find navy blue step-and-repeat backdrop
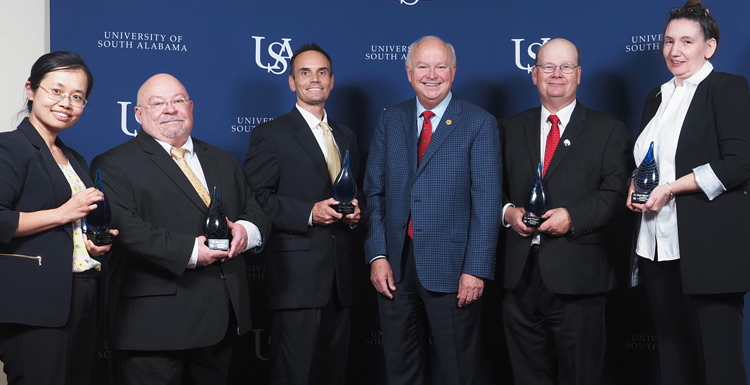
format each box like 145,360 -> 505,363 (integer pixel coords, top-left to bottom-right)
48,0 -> 750,383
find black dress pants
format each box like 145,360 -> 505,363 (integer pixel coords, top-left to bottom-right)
641,256 -> 747,385
503,246 -> 606,385
0,270 -> 99,385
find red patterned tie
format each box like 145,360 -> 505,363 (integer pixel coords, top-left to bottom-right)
543,114 -> 560,177
409,110 -> 435,238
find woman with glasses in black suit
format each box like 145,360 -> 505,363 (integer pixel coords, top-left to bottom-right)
0,51 -> 117,385
627,1 -> 750,384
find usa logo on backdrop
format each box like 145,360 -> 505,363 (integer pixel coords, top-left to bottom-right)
252,36 -> 294,75
512,38 -> 550,73
395,0 -> 433,5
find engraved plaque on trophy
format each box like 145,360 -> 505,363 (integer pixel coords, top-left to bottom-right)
632,141 -> 659,204
85,169 -> 113,245
203,186 -> 229,250
522,163 -> 547,228
331,150 -> 357,214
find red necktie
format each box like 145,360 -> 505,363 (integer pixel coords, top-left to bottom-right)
409,110 -> 435,238
543,114 -> 560,177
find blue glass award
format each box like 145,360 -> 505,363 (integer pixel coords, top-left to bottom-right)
522,163 -> 547,227
332,150 -> 357,214
85,170 -> 113,245
632,141 -> 659,204
203,186 -> 229,250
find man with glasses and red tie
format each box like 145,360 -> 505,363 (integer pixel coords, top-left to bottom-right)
90,73 -> 270,384
499,38 -> 629,385
364,35 -> 501,385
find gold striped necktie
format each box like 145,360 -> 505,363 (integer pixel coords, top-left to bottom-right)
170,148 -> 211,207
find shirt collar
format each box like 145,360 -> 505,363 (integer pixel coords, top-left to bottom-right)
664,60 -> 713,91
541,99 -> 577,128
154,135 -> 195,155
416,91 -> 452,120
296,104 -> 329,130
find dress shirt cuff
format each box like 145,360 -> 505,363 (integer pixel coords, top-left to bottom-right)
237,220 -> 263,251
308,210 -> 313,227
693,164 -> 726,201
188,239 -> 200,269
501,203 -> 515,228
369,255 -> 387,264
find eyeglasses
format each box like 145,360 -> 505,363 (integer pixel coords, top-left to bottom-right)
35,84 -> 88,108
138,97 -> 190,111
535,63 -> 579,74
670,6 -> 709,17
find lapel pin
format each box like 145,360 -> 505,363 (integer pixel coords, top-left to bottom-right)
564,139 -> 571,147
446,120 -> 452,125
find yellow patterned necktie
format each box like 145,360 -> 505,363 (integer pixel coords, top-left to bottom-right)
170,148 -> 211,207
320,122 -> 341,183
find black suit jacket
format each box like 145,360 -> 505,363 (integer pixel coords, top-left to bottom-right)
90,130 -> 270,350
500,102 -> 629,295
244,107 -> 360,309
637,71 -> 750,294
0,118 -> 93,326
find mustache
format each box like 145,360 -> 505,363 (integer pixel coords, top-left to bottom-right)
159,115 -> 185,124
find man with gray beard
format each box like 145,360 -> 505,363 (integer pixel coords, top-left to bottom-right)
90,73 -> 270,384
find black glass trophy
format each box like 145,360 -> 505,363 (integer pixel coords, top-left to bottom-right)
632,141 -> 659,204
203,186 -> 229,250
85,170 -> 113,245
522,163 -> 547,227
332,150 -> 357,214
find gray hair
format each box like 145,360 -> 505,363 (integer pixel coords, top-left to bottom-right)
405,36 -> 457,68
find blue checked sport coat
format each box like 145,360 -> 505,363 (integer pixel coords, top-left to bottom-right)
364,94 -> 502,293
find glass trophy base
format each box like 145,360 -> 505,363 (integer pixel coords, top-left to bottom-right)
332,203 -> 355,215
522,215 -> 546,228
87,230 -> 113,246
631,192 -> 650,204
208,239 -> 230,250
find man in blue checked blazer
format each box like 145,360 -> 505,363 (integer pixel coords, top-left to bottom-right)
364,35 -> 502,385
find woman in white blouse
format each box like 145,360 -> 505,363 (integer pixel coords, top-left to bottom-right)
627,1 -> 750,384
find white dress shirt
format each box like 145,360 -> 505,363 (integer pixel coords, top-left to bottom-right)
501,100 -> 577,246
634,61 -> 724,262
296,104 -> 340,226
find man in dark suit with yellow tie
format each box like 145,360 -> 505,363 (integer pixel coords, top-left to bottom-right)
499,38 -> 629,384
244,43 -> 361,385
91,73 -> 270,384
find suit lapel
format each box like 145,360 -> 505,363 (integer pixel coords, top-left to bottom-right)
524,108 -> 542,175
194,139 -> 220,198
136,131 -> 207,212
417,97 -> 459,175
330,121 -> 349,163
544,103 -> 586,181
290,107 -> 331,183
18,121 -> 74,241
401,101 -> 419,173
59,140 -> 93,188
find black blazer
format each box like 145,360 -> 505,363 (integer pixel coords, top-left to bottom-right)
244,107 -> 360,309
90,130 -> 270,350
637,70 -> 750,294
0,118 -> 93,326
500,102 -> 630,295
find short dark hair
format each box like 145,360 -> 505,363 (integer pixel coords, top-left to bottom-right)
666,0 -> 720,52
26,51 -> 94,112
289,43 -> 333,78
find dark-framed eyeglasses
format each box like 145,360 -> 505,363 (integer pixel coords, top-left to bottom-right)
670,6 -> 709,17
535,63 -> 579,74
138,97 -> 191,111
35,84 -> 88,108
